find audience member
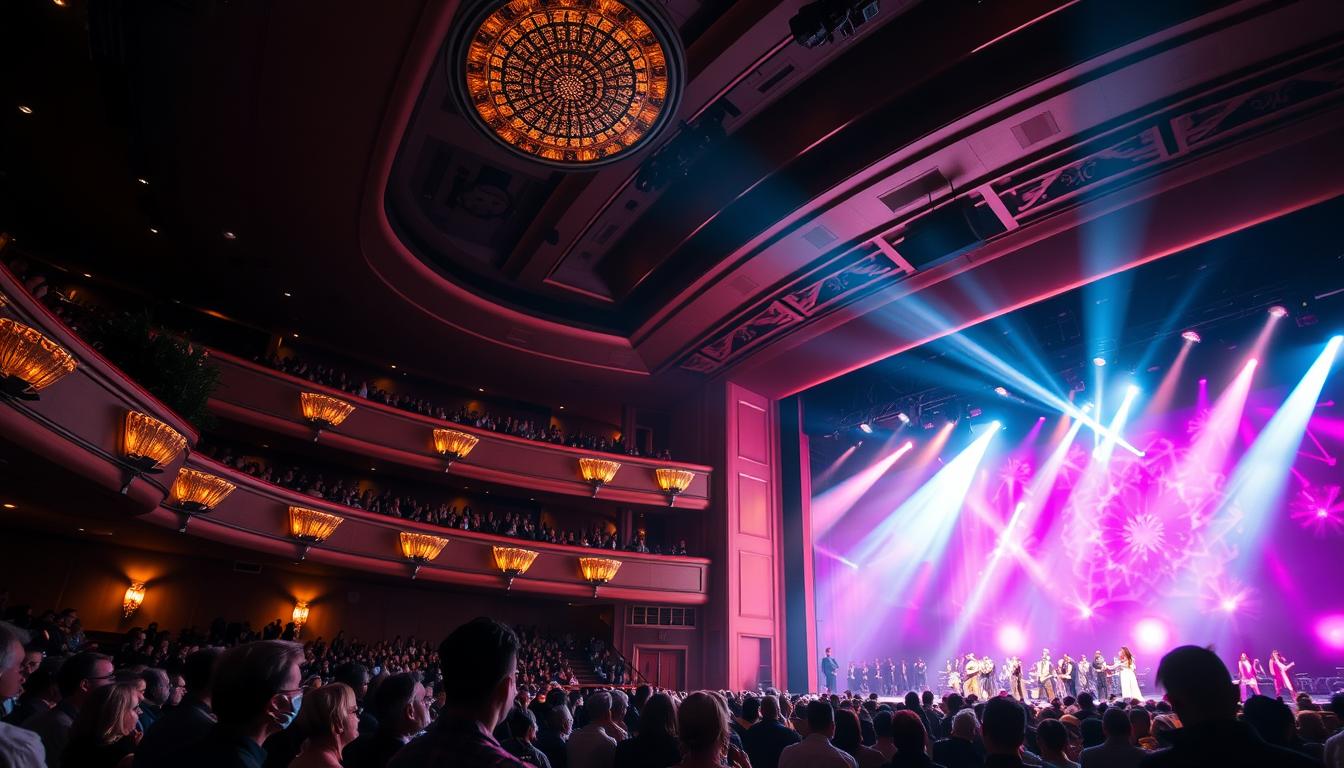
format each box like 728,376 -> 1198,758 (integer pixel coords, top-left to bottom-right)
1079,708 -> 1143,768
0,621 -> 45,768
290,683 -> 360,768
502,706 -> 553,767
23,650 -> 114,768
61,681 -> 143,768
1323,693 -> 1344,768
567,690 -> 620,768
137,668 -> 170,732
676,691 -> 748,768
1138,645 -> 1318,767
833,707 -> 885,768
537,704 -> 572,768
134,647 -> 222,768
343,672 -> 431,768
981,696 -> 1027,768
742,693 -> 799,768
613,692 -> 678,768
932,709 -> 982,768
1037,719 -> 1078,768
779,699 -> 856,768
387,618 -> 524,767
889,709 -> 943,768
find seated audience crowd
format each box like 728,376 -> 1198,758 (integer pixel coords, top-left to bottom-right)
197,442 -> 691,557
3,599 -> 1341,768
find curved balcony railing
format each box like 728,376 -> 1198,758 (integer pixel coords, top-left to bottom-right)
206,350 -> 712,509
0,265 -> 710,603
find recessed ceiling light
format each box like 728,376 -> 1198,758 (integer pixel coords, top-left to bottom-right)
148,227 -> 159,234
17,105 -> 33,115
77,527 -> 85,532
478,387 -> 485,393
136,177 -> 148,185
222,230 -> 237,240
559,405 -> 565,410
1,503 -> 14,509
390,364 -> 397,369
82,273 -> 92,278
291,333 -> 299,338
283,292 -> 292,297
53,0 -> 67,6
1092,356 -> 1107,367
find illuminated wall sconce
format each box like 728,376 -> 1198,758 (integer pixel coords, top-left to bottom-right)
299,392 -> 355,442
120,411 -> 188,493
292,600 -> 310,628
492,546 -> 539,591
165,467 -> 236,532
399,531 -> 449,579
123,581 -> 146,618
654,467 -> 695,507
578,457 -> 621,497
287,505 -> 343,560
579,556 -> 622,598
432,428 -> 479,470
0,317 -> 78,401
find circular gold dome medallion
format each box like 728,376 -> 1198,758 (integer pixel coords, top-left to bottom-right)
450,0 -> 684,167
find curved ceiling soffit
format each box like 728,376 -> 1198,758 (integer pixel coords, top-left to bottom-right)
359,0 -> 650,375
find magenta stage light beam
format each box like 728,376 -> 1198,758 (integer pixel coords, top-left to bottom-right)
1147,341 -> 1194,417
812,440 -> 915,538
814,444 -> 859,489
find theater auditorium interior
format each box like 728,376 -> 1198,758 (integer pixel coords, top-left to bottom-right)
2,0 -> 1343,766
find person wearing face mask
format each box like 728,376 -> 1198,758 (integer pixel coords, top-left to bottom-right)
172,639 -> 305,768
343,673 -> 432,768
387,617 -> 526,768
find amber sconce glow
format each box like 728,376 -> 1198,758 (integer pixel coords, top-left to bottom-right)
0,318 -> 78,400
655,467 -> 695,507
292,600 -> 310,628
120,411 -> 188,493
579,556 -> 622,597
578,457 -> 621,497
450,0 -> 684,168
432,428 -> 479,469
300,392 -> 355,441
166,467 -> 236,532
288,505 -> 344,559
123,582 -> 146,618
400,531 -> 449,579
492,546 -> 539,590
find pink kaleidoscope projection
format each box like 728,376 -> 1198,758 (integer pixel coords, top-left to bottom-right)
813,365 -> 1344,692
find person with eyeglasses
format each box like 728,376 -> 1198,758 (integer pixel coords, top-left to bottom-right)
134,647 -> 222,768
21,649 -> 114,768
0,620 -> 46,768
62,681 -> 144,768
171,639 -> 305,768
343,672 -> 432,768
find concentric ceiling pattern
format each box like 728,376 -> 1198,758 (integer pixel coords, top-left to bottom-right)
450,0 -> 684,167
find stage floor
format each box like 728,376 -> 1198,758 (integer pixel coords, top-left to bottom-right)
867,693 -> 1341,707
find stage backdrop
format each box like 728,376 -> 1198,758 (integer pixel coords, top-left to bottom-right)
813,351 -> 1343,695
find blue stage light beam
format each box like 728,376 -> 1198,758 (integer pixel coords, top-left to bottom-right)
1215,336 -> 1343,549
1092,384 -> 1141,464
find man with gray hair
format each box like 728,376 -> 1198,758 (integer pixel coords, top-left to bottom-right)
567,691 -> 620,768
536,704 -> 571,768
932,709 -> 981,768
606,689 -> 629,740
0,620 -> 45,768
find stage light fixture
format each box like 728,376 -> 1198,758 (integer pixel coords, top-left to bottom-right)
993,386 -> 1009,397
1181,330 -> 1201,343
1318,508 -> 1330,519
859,423 -> 873,434
1092,356 -> 1106,367
1268,305 -> 1288,318
1220,598 -> 1238,613
896,412 -> 910,424
17,105 -> 33,115
789,0 -> 881,48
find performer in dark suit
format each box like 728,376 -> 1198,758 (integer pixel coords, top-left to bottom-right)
821,647 -> 839,693
1065,654 -> 1080,698
913,658 -> 927,691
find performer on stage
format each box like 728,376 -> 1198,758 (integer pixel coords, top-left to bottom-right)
1118,647 -> 1143,700
962,652 -> 982,699
980,655 -> 996,695
913,658 -> 927,691
1035,650 -> 1055,701
946,664 -> 961,694
860,661 -> 870,693
1058,654 -> 1076,698
1237,652 -> 1260,700
1093,651 -> 1112,700
1009,656 -> 1027,700
847,661 -> 858,692
885,658 -> 898,695
1269,650 -> 1296,697
873,658 -> 884,695
1077,652 -> 1093,695
822,647 -> 839,693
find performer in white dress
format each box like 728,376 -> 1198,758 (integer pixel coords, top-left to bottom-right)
1118,646 -> 1143,700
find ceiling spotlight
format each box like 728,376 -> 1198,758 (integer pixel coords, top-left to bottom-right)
148,227 -> 159,234
559,405 -> 565,410
1092,356 -> 1107,367
390,364 -> 397,369
17,105 -> 33,115
1319,508 -> 1330,519
1220,598 -> 1238,613
1,503 -> 14,509
283,292 -> 292,297
136,177 -> 149,185
1181,330 -> 1201,343
993,386 -> 1009,397
82,273 -> 92,278
859,423 -> 873,434
222,230 -> 237,240
896,412 -> 910,424
1268,305 -> 1288,318
991,420 -> 1002,428
291,333 -> 299,338
478,387 -> 485,393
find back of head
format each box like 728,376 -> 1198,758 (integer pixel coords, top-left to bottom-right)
332,662 -> 369,693
678,691 -> 728,759
741,694 -> 760,723
438,618 -> 518,708
371,672 -> 420,728
1076,691 -> 1095,710
1128,706 -> 1151,735
547,703 -> 573,736
890,710 -> 926,754
807,698 -> 835,734
981,697 -> 1025,753
1242,694 -> 1293,746
642,693 -> 678,740
833,708 -> 861,753
508,706 -> 538,739
1081,717 -> 1104,747
634,684 -> 652,709
1331,692 -> 1344,719
211,640 -> 304,726
759,693 -> 780,722
609,688 -> 628,717
183,647 -> 222,696
1154,645 -> 1236,724
946,693 -> 965,713
1102,706 -> 1131,739
903,691 -> 920,710
585,690 -> 613,721
950,709 -> 978,740
873,710 -> 893,738
297,683 -> 355,740
1036,718 -> 1067,754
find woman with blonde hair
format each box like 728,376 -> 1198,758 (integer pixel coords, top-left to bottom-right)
677,691 -> 750,768
63,681 -> 143,768
291,682 -> 360,768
